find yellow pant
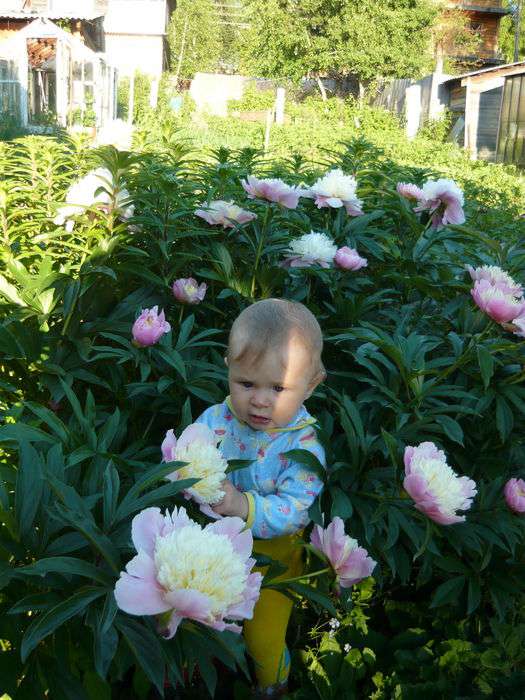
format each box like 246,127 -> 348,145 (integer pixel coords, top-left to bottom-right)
243,532 -> 304,690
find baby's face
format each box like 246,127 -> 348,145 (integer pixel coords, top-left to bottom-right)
228,335 -> 320,430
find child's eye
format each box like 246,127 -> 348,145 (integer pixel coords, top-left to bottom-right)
240,381 -> 253,388
273,385 -> 285,393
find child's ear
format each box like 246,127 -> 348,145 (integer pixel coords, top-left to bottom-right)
305,368 -> 326,399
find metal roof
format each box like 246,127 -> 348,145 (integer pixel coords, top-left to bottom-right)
441,60 -> 525,83
0,11 -> 101,20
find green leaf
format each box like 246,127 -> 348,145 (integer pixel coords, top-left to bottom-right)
225,459 -> 254,474
155,348 -> 187,380
435,415 -> 464,445
496,397 -> 514,442
103,462 -> 120,530
115,617 -> 166,695
17,556 -> 112,585
21,587 -> 105,662
15,441 -> 44,538
282,449 -> 326,481
430,576 -> 466,608
330,486 -> 353,519
0,423 -> 56,444
477,346 -> 494,390
467,577 -> 481,614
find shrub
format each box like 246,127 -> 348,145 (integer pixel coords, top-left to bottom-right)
0,132 -> 524,698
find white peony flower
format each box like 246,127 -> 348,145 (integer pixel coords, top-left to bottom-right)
53,167 -> 134,231
306,168 -> 363,216
283,231 -> 338,268
162,424 -> 227,505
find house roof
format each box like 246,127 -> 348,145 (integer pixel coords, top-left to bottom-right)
442,60 -> 525,84
0,11 -> 101,21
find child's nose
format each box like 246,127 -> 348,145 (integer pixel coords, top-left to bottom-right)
250,390 -> 271,408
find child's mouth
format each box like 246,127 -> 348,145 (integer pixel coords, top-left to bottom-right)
249,414 -> 271,425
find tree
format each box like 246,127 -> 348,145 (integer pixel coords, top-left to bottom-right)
239,0 -> 439,97
499,1 -> 525,63
167,0 -> 222,81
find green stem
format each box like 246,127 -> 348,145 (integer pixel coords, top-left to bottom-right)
178,305 -> 184,325
269,567 -> 331,586
250,207 -> 271,297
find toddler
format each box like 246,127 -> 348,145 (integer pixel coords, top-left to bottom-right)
194,298 -> 326,697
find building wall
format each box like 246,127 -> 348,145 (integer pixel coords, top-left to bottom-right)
103,0 -> 169,77
103,0 -> 168,36
467,11 -> 500,57
104,33 -> 164,76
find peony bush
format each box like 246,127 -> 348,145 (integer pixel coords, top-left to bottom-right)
0,133 -> 524,698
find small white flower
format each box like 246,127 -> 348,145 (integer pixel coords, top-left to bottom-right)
344,643 -> 351,653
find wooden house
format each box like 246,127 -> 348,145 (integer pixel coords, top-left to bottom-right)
442,61 -> 525,164
442,1 -> 509,66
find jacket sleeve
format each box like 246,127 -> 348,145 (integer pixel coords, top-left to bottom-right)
246,430 -> 326,539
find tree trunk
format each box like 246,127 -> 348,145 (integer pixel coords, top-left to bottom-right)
175,17 -> 189,86
316,75 -> 327,101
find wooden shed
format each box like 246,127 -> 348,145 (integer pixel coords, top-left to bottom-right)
442,62 -> 525,162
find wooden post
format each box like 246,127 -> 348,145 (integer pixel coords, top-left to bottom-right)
128,72 -> 135,124
275,87 -> 285,125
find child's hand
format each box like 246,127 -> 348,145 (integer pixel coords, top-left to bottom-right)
212,480 -> 249,520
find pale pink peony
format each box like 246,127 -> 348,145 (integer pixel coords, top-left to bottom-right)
396,182 -> 425,201
310,517 -> 376,588
414,178 -> 466,230
306,169 -> 364,216
471,279 -> 525,323
114,506 -> 262,638
132,306 -> 170,347
172,278 -> 207,304
195,200 -> 257,228
161,424 -> 227,506
241,175 -> 303,209
511,312 -> 525,338
334,246 -> 368,271
403,442 -> 477,525
466,265 -> 523,297
504,478 -> 525,513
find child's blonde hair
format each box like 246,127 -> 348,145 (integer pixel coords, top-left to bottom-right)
228,298 -> 325,377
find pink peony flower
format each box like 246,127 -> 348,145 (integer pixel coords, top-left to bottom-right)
466,265 -> 523,297
471,279 -> 525,323
241,175 -> 303,209
114,506 -> 262,638
403,442 -> 477,525
306,169 -> 364,216
132,306 -> 171,347
172,278 -> 207,305
414,178 -> 466,230
396,182 -> 425,201
334,246 -> 368,271
195,200 -> 257,228
310,517 -> 376,588
504,478 -> 525,513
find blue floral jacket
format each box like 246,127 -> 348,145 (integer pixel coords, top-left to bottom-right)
195,397 -> 326,539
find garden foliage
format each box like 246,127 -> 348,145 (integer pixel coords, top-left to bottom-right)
0,129 -> 525,699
